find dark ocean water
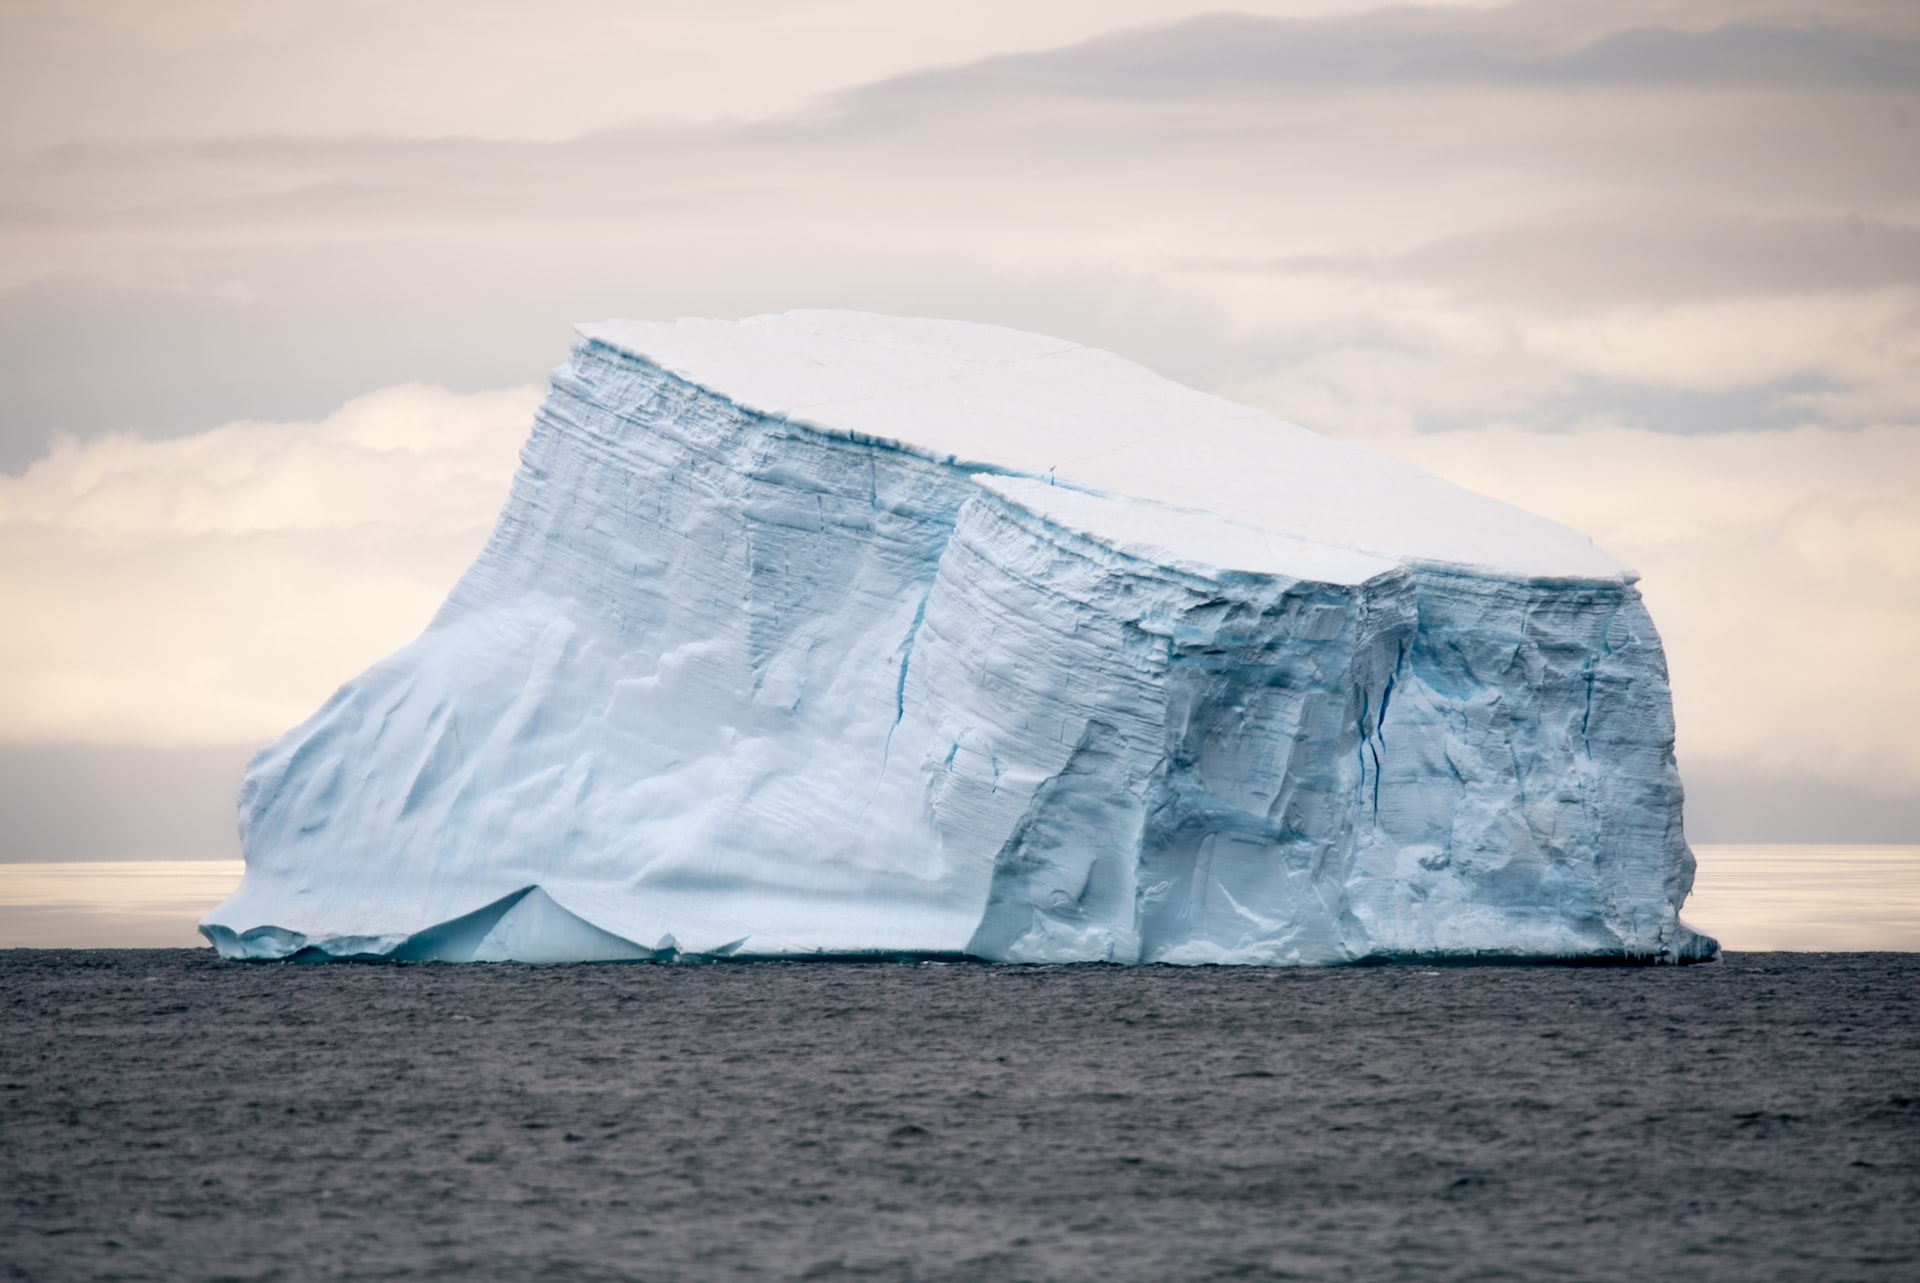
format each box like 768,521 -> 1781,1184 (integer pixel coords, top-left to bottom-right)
2,952 -> 1915,1282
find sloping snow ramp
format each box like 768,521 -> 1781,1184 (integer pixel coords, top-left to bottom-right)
203,312 -> 1716,964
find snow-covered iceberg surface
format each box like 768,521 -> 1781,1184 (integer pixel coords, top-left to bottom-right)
203,311 -> 1716,965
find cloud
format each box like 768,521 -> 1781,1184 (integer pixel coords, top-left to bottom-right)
0,0 -> 1417,150
0,743 -> 254,861
840,4 -> 1920,104
4,2 -> 1914,464
0,383 -> 537,744
1388,214 -> 1920,306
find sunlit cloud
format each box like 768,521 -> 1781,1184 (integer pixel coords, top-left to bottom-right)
0,384 -> 536,743
0,0 -> 1439,150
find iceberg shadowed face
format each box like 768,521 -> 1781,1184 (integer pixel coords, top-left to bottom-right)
202,311 -> 1714,965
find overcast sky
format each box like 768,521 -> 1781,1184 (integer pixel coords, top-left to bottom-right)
1,0 -> 1915,853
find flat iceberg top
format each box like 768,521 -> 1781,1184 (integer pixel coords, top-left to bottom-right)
577,311 -> 1628,581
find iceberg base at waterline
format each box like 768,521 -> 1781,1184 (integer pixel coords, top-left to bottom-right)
203,311 -> 1717,966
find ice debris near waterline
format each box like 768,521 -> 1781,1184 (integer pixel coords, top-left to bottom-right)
204,311 -> 1715,965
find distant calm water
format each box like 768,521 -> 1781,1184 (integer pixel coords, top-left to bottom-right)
1687,845 -> 1920,952
0,950 -> 1914,1281
0,859 -> 243,948
1,846 -> 1916,951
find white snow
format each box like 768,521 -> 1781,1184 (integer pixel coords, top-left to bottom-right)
580,312 -> 1630,582
203,311 -> 1712,965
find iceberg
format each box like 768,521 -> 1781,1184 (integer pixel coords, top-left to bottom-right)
202,311 -> 1716,964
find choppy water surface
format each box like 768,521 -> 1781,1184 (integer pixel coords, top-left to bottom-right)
2,953 -> 1916,1281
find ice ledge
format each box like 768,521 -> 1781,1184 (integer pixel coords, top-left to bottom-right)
202,895 -> 1717,966
202,887 -> 682,964
578,311 -> 1631,583
975,475 -> 1401,587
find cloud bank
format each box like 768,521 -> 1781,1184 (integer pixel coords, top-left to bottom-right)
3,1 -> 1914,455
0,384 -> 536,744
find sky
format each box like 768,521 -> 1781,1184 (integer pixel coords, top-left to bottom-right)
0,0 -> 1916,858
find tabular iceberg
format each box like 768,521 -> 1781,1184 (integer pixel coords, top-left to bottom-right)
203,311 -> 1716,964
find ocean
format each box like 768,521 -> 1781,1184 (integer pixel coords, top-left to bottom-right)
2,950 -> 1916,1281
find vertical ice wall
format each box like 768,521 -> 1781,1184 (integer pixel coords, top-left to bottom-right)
901,483 -> 1417,965
1346,573 -> 1701,959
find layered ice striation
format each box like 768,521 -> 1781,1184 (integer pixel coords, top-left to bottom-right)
203,311 -> 1715,964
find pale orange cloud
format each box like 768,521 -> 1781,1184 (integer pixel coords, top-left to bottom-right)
0,384 -> 536,743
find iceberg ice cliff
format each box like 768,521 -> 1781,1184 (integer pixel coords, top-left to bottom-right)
203,311 -> 1716,964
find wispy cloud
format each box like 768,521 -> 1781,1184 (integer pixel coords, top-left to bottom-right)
837,4 -> 1920,102
3,2 -> 1913,452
